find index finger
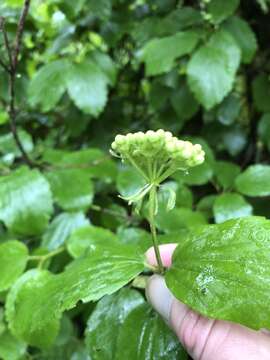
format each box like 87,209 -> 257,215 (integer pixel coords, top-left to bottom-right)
145,243 -> 178,268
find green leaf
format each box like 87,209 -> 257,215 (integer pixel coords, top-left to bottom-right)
0,241 -> 28,291
67,225 -> 118,258
175,184 -> 193,209
0,110 -> 8,125
66,60 -> 109,116
183,162 -> 213,186
117,227 -> 152,252
157,181 -> 192,210
60,245 -> 145,305
258,113 -> 270,148
45,169 -> 94,212
116,165 -> 146,198
158,230 -> 193,245
117,303 -> 187,360
235,165 -> 270,197
132,8 -> 202,45
252,74 -> 270,113
187,30 -> 241,109
28,60 -> 70,112
0,330 -> 26,360
61,0 -> 86,17
139,31 -> 199,76
155,207 -> 207,233
158,7 -> 203,35
166,217 -> 270,330
206,0 -> 240,24
213,161 -> 241,190
39,315 -> 84,359
6,270 -> 61,348
85,288 -> 145,359
86,289 -> 187,360
222,127 -> 247,156
88,0 -> 112,20
0,167 -> 53,235
4,0 -> 23,6
100,204 -> 128,231
217,94 -> 241,126
42,212 -> 90,251
6,244 -> 145,348
224,16 -> 258,64
92,51 -> 118,86
0,129 -> 33,164
170,79 -> 199,121
43,148 -> 117,182
197,195 -> 217,220
213,193 -> 253,223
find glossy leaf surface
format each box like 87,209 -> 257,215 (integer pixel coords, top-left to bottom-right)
0,241 -> 28,291
0,167 -> 53,235
6,244 -> 145,347
166,217 -> 270,330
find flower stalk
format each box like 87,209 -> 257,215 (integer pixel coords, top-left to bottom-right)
111,129 -> 205,274
149,185 -> 164,274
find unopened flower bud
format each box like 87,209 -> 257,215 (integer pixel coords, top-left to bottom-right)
182,142 -> 193,159
115,135 -> 125,145
110,130 -> 205,182
196,153 -> 205,164
111,141 -> 117,150
193,144 -> 202,153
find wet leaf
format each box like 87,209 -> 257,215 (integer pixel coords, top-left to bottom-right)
166,217 -> 270,330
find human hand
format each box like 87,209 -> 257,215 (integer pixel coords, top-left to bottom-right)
146,244 -> 270,360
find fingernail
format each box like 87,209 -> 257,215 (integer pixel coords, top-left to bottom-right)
146,275 -> 174,323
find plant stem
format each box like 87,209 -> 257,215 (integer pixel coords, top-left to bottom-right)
28,247 -> 65,269
0,1 -> 34,167
149,185 -> 164,274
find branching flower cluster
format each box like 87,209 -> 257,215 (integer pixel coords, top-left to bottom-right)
111,130 -> 205,273
111,129 -> 205,185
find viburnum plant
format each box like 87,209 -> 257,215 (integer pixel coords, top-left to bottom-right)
111,130 -> 205,273
2,0 -> 270,358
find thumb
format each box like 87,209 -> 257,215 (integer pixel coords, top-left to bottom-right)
146,274 -> 213,359
146,275 -> 270,360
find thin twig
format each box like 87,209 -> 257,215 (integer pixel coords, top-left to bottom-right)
0,1 -> 34,166
0,18 -> 11,72
0,17 -> 13,70
12,0 -> 31,69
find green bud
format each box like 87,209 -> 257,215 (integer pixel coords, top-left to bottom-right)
181,142 -> 193,159
111,141 -> 117,150
110,130 -> 205,182
115,135 -> 125,145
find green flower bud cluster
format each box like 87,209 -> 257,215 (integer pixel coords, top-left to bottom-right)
111,130 -> 205,183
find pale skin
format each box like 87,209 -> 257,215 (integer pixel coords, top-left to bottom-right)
146,244 -> 270,360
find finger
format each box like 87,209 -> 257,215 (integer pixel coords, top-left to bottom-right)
146,274 -> 210,359
145,243 -> 177,268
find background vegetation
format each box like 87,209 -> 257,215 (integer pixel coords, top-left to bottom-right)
0,0 -> 270,359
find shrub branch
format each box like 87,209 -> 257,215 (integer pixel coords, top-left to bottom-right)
0,0 -> 34,167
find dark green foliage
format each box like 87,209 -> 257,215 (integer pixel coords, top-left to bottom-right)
0,0 -> 270,358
